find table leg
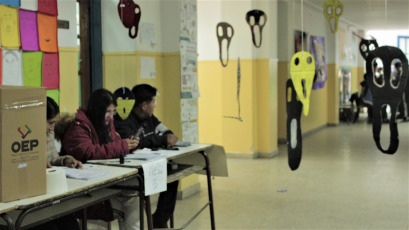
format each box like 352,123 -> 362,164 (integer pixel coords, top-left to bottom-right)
0,213 -> 14,230
199,150 -> 215,230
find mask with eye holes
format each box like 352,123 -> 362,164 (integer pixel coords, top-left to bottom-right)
290,51 -> 315,116
245,10 -> 267,48
118,0 -> 141,39
365,46 -> 408,154
359,39 -> 379,60
323,0 -> 343,33
216,22 -> 234,67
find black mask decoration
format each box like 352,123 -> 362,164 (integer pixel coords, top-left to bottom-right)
365,46 -> 408,154
359,39 -> 378,60
118,0 -> 141,39
216,22 -> 234,67
245,10 -> 266,48
286,79 -> 303,170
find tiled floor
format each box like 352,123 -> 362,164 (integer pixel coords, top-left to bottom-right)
91,119 -> 409,230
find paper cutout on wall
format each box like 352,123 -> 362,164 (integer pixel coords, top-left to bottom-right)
20,0 -> 37,11
47,89 -> 59,105
0,0 -> 20,7
224,57 -> 243,122
310,35 -> 327,90
323,0 -> 343,33
216,22 -> 234,67
37,13 -> 58,52
38,0 -> 58,16
290,51 -> 315,116
118,0 -> 141,39
0,5 -> 21,49
19,9 -> 39,51
2,49 -> 23,86
114,87 -> 135,120
22,51 -> 43,87
286,79 -> 303,171
245,10 -> 266,48
365,46 -> 408,154
42,53 -> 59,89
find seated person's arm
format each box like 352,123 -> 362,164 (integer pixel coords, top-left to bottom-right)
62,123 -> 130,162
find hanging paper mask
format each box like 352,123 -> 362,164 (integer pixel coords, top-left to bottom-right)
359,39 -> 379,60
323,0 -> 343,33
245,10 -> 267,48
365,46 -> 408,154
290,51 -> 315,116
114,87 -> 135,120
216,22 -> 234,67
118,0 -> 141,39
286,79 -> 303,171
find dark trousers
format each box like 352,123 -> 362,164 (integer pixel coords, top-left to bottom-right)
152,180 -> 179,228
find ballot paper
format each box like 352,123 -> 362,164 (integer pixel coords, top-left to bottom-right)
62,167 -> 109,180
126,148 -> 164,160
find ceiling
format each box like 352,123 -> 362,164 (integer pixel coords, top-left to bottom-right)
304,0 -> 409,31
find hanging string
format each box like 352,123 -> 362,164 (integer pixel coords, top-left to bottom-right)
120,1 -> 125,93
384,0 -> 387,45
301,0 -> 304,53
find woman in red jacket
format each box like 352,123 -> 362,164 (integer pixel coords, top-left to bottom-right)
61,88 -> 140,230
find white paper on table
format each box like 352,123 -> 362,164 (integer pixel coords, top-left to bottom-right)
141,158 -> 167,196
62,166 -> 109,180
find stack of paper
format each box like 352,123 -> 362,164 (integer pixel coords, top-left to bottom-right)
128,148 -> 164,160
63,167 -> 109,180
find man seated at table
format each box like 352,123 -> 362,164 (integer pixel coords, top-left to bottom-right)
114,84 -> 178,228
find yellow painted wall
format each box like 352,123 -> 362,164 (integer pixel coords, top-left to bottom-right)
256,59 -> 278,155
59,47 -> 80,114
277,61 -> 289,140
198,61 -> 224,146
327,64 -> 339,124
198,59 -> 278,157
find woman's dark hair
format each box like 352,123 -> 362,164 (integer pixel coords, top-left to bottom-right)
132,84 -> 157,107
47,97 -> 60,120
86,89 -> 117,144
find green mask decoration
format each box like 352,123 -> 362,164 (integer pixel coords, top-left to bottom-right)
323,0 -> 343,33
290,51 -> 315,116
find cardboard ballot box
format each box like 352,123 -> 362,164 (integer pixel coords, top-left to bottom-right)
0,86 -> 46,202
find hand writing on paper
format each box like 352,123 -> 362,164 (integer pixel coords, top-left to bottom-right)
167,134 -> 178,147
63,158 -> 83,169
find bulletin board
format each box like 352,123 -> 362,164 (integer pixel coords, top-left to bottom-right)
0,0 -> 60,104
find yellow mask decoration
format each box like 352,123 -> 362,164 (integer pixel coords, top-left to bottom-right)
290,51 -> 315,116
323,0 -> 343,33
114,87 -> 135,120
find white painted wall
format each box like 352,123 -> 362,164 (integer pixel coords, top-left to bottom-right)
102,0 -> 181,52
57,0 -> 77,48
198,0 -> 277,61
278,0 -> 334,63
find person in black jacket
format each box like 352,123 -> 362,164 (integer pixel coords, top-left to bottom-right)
114,84 -> 178,228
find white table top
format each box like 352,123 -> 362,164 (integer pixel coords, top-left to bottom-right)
1,164 -> 138,209
0,203 -> 18,214
87,143 -> 213,168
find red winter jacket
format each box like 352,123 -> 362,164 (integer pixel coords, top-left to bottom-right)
61,109 -> 129,162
